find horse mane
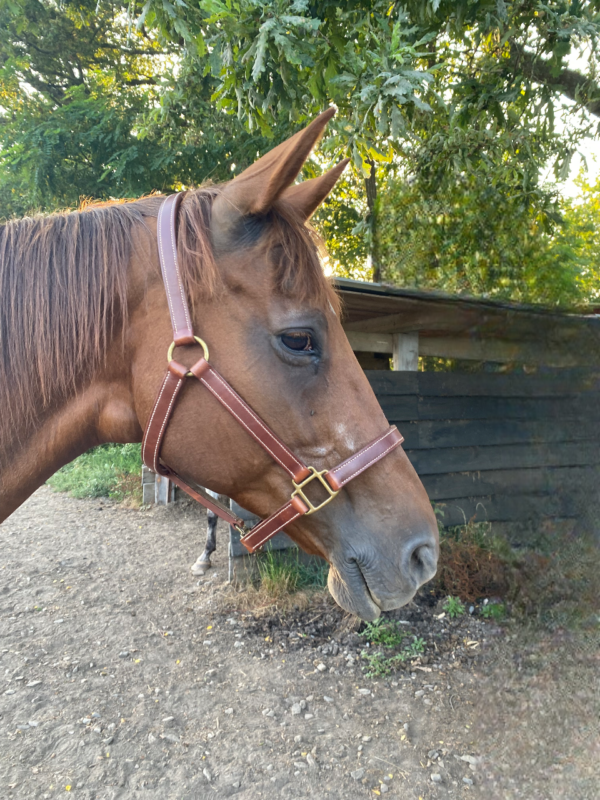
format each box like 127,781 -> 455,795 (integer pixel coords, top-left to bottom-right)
0,187 -> 339,459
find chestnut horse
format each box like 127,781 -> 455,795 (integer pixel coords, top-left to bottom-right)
0,109 -> 438,620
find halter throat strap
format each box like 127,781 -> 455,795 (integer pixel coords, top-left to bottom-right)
142,193 -> 404,553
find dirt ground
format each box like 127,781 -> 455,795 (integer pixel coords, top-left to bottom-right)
1,488 -> 599,800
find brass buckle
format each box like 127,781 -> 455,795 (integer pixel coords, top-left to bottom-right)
167,336 -> 210,377
291,466 -> 339,516
233,523 -> 247,538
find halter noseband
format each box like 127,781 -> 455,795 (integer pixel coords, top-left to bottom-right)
142,193 -> 404,553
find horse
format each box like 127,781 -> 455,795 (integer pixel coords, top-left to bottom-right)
0,108 -> 439,620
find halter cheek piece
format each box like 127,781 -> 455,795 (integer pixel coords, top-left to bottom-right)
142,193 -> 404,553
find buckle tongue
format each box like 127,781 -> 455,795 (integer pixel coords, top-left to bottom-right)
291,466 -> 339,516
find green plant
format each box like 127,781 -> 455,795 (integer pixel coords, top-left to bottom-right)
359,618 -> 407,649
443,596 -> 466,618
480,602 -> 506,621
255,549 -> 328,599
360,621 -> 428,679
47,443 -> 142,502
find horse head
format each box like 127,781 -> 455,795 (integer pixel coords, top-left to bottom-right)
131,109 -> 438,620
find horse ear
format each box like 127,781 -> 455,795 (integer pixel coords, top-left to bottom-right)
214,107 -> 337,225
280,158 -> 350,220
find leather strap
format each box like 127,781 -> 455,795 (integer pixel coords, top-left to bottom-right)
142,193 -> 407,555
190,357 -> 311,483
157,193 -> 195,345
325,427 -> 404,492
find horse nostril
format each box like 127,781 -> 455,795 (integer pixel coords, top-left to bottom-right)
404,537 -> 438,586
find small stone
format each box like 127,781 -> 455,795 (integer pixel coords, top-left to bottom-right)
294,735 -> 302,743
304,713 -> 314,720
305,695 -> 314,702
4,689 -> 16,695
103,736 -> 114,745
323,696 -> 334,703
162,716 -> 175,725
415,690 -> 425,698
358,688 -> 371,696
26,680 -> 42,687
362,735 -> 372,742
463,777 -> 474,786
316,663 -> 326,672
380,784 -> 389,794
306,753 -> 317,769
431,773 -> 442,783
15,723 -> 29,731
291,703 -> 302,716
351,768 -> 365,780
232,781 -> 240,788
148,733 -> 156,743
262,709 -> 275,717
118,651 -> 129,658
224,708 -> 233,715
234,641 -> 244,648
91,712 -> 101,719
92,726 -> 101,734
294,761 -> 308,770
81,718 -> 91,725
205,669 -> 217,678
54,619 -> 64,624
163,733 -> 179,743
27,721 -> 39,728
203,768 -> 213,781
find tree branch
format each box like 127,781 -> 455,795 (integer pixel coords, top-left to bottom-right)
511,42 -> 600,118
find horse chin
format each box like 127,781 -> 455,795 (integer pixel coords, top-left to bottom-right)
327,563 -> 383,622
327,560 -> 419,622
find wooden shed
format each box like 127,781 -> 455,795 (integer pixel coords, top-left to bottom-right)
146,278 -> 600,546
338,278 -> 600,534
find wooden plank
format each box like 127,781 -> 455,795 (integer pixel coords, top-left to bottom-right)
414,394 -> 600,422
378,394 -> 600,422
396,418 -> 597,451
421,466 -> 600,501
435,491 -> 589,525
419,335 -> 586,368
345,331 -> 393,354
405,440 -> 600,475
367,369 -> 600,398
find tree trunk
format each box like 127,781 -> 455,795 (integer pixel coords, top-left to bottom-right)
365,159 -> 380,282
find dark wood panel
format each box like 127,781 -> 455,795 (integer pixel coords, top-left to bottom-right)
367,369 -> 600,398
421,466 -> 600,501
377,394 -> 600,422
397,418 -> 597,450
405,441 -> 600,475
436,491 -> 588,526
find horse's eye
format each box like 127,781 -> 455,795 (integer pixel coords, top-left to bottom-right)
280,332 -> 314,352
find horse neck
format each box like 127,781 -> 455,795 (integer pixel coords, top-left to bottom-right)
0,356 -> 142,526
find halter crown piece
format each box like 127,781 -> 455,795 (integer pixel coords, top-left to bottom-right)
142,193 -> 405,553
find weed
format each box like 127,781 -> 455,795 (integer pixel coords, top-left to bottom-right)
359,618 -> 406,648
361,634 -> 427,678
359,619 -> 428,678
251,549 -> 328,604
480,602 -> 506,621
48,443 -> 142,502
443,595 -> 466,618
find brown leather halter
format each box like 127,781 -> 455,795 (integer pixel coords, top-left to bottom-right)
142,193 -> 404,553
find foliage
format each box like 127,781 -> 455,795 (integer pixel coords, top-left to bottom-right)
2,1 -> 600,303
255,549 -> 328,598
359,619 -> 426,678
442,595 -> 466,618
375,163 -> 593,306
480,601 -> 506,621
47,443 -> 142,502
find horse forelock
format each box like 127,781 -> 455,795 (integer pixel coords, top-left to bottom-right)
0,186 -> 339,463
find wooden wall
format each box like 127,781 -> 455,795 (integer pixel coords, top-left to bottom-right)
366,369 -> 600,528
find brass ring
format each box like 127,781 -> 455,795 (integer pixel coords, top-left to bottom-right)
167,336 -> 210,365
